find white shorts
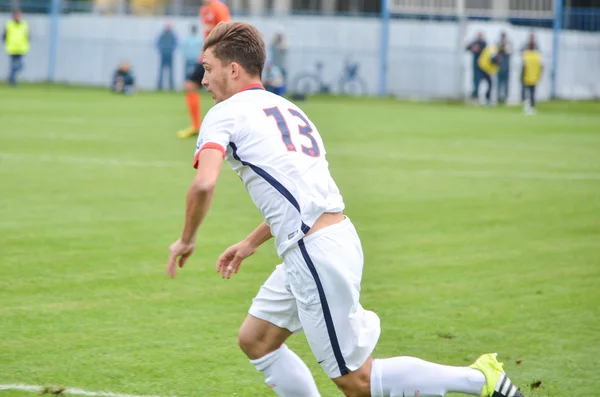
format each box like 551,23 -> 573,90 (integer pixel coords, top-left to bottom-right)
248,217 -> 381,378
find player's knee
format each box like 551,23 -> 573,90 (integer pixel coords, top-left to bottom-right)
333,360 -> 372,397
237,327 -> 254,356
184,81 -> 197,93
237,326 -> 270,360
336,380 -> 371,397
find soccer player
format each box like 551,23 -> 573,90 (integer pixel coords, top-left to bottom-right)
176,0 -> 230,139
166,21 -> 526,397
521,42 -> 543,115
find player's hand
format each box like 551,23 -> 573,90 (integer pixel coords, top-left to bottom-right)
216,240 -> 256,279
166,239 -> 196,278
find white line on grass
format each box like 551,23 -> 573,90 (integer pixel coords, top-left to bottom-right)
0,384 -> 182,397
1,131 -> 137,143
0,153 -> 188,168
1,152 -> 599,181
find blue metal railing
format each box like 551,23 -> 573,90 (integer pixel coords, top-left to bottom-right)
564,7 -> 600,31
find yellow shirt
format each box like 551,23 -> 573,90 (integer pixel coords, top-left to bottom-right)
5,20 -> 29,55
477,45 -> 500,75
522,50 -> 542,85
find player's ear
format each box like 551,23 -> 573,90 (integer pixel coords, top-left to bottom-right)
230,61 -> 241,79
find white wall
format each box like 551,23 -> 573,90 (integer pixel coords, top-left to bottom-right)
1,13 -> 598,101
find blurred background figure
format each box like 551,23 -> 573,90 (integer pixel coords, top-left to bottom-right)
262,61 -> 285,96
181,24 -> 202,81
176,0 -> 230,138
496,31 -> 511,105
521,32 -> 539,104
465,32 -> 486,102
156,23 -> 177,91
111,61 -> 136,95
270,28 -> 288,86
477,41 -> 507,106
200,0 -> 230,38
3,8 -> 29,86
521,40 -> 543,115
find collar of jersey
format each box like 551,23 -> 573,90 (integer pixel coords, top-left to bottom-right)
240,83 -> 265,92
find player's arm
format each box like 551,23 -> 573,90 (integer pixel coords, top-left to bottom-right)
181,148 -> 224,244
216,222 -> 272,279
244,222 -> 273,249
166,147 -> 224,278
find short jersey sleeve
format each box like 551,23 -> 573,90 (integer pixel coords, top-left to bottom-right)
193,105 -> 236,169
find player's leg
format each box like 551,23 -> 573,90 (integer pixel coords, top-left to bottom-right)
484,73 -> 492,105
286,218 -> 524,397
471,67 -> 480,99
524,85 -> 536,116
176,62 -> 204,138
498,74 -> 508,104
242,264 -> 320,396
283,218 -> 380,396
157,56 -> 164,90
335,352 -> 524,397
8,55 -> 21,85
167,56 -> 174,91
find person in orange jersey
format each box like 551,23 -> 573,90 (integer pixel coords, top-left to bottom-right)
176,0 -> 230,138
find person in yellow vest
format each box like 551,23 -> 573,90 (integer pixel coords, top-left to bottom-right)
3,9 -> 30,86
477,43 -> 507,105
521,42 -> 543,115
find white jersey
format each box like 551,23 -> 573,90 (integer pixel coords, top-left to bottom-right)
193,85 -> 345,256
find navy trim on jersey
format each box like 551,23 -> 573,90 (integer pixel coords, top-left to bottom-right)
298,239 -> 349,376
301,223 -> 311,234
229,142 -> 311,233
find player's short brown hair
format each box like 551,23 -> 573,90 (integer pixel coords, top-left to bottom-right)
203,21 -> 266,78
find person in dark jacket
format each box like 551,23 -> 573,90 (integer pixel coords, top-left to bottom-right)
465,32 -> 486,101
156,23 -> 178,91
112,61 -> 135,95
496,32 -> 512,105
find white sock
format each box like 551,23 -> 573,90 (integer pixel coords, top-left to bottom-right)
370,357 -> 486,397
250,344 -> 320,397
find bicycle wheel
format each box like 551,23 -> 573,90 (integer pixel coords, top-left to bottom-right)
292,73 -> 322,96
339,76 -> 368,96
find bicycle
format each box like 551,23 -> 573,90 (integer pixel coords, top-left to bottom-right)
292,59 -> 368,96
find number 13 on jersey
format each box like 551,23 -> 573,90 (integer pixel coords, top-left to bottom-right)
264,107 -> 320,157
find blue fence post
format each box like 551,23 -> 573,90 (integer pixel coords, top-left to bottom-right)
551,0 -> 563,99
48,0 -> 61,82
378,0 -> 390,97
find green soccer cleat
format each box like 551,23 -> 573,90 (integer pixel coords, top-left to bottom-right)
470,353 -> 525,397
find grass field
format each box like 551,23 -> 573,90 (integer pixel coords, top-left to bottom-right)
1,84 -> 599,397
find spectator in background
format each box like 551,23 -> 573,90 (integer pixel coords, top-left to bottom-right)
496,32 -> 511,105
477,42 -> 508,106
521,41 -> 543,115
270,29 -> 288,84
156,23 -> 177,91
3,9 -> 30,86
465,32 -> 486,102
181,24 -> 202,81
262,61 -> 285,96
521,32 -> 539,103
112,61 -> 135,95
